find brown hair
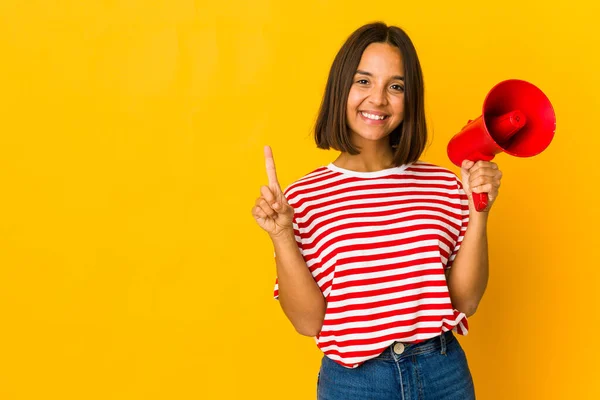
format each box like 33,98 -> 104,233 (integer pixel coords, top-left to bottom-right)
314,22 -> 427,167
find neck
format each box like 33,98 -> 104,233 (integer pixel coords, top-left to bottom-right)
334,141 -> 395,172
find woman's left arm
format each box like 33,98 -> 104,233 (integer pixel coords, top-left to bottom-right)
446,160 -> 503,317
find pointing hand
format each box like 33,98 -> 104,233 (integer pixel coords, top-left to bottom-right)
251,146 -> 294,238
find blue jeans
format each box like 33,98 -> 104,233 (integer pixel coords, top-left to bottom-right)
317,331 -> 475,400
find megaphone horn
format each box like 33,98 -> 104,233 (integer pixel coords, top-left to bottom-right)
447,79 -> 557,212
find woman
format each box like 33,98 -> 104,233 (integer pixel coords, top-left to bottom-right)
251,22 -> 502,400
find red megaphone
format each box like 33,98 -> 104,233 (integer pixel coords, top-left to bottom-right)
447,79 -> 556,211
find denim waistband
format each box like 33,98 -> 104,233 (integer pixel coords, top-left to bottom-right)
374,330 -> 456,361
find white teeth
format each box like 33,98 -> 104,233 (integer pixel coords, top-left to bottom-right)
361,112 -> 387,120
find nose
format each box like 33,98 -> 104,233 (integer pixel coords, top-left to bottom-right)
368,84 -> 388,106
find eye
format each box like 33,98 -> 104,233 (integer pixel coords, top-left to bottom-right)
356,79 -> 369,85
391,84 -> 405,92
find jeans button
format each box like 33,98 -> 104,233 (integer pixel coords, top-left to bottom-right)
393,342 -> 405,354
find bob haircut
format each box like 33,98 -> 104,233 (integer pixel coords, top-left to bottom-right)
314,22 -> 427,167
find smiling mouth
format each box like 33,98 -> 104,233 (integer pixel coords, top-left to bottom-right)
360,111 -> 389,120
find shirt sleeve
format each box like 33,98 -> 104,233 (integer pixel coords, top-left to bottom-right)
446,177 -> 470,270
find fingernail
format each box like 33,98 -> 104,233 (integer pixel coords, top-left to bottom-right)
272,203 -> 279,209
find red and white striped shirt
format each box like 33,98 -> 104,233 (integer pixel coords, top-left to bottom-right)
273,161 -> 470,368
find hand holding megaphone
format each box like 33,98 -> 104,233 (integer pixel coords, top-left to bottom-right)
447,79 -> 556,212
460,159 -> 502,213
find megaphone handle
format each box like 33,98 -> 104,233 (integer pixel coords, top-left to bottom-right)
465,152 -> 494,212
472,192 -> 488,212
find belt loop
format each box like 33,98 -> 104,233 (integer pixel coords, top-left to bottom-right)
440,331 -> 447,355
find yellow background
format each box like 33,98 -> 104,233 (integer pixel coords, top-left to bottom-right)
0,1 -> 598,399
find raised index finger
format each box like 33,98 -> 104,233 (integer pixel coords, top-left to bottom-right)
264,145 -> 281,190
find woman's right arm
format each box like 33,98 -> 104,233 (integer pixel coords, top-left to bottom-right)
252,146 -> 326,337
271,230 -> 326,337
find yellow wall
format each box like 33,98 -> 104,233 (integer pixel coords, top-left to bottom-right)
0,1 -> 598,399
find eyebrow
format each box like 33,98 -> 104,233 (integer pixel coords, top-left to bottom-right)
356,70 -> 404,81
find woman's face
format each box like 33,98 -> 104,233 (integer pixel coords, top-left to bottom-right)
346,42 -> 405,147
